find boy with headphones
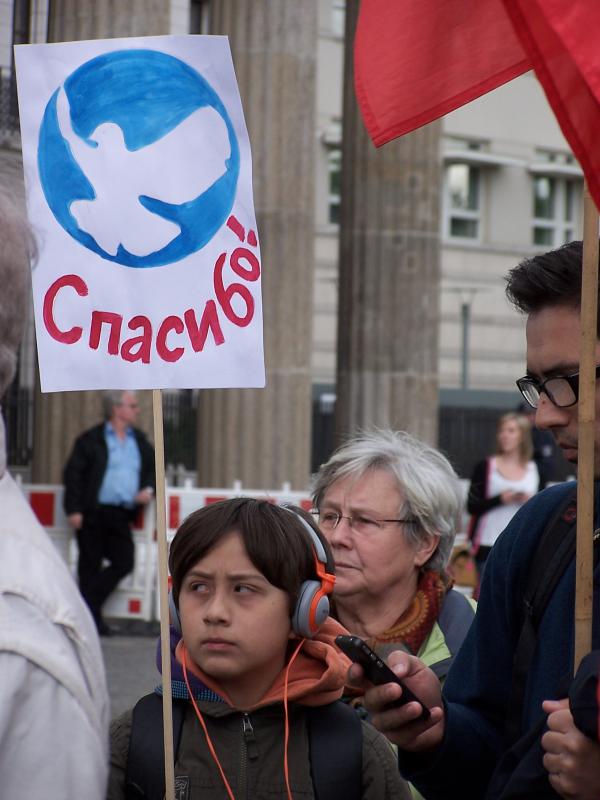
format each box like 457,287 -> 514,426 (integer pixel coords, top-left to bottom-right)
107,498 -> 410,799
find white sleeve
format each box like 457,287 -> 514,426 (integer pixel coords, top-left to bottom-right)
0,652 -> 108,800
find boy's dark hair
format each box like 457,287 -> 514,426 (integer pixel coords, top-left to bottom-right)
505,240 -> 600,333
168,497 -> 331,613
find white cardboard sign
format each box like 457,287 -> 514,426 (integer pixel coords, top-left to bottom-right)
15,35 -> 265,391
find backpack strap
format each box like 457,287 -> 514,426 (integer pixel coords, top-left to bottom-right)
307,701 -> 362,800
429,589 -> 475,680
504,488 -> 578,746
125,693 -> 185,800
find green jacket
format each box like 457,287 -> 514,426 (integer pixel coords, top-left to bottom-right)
417,594 -> 477,677
108,698 -> 411,800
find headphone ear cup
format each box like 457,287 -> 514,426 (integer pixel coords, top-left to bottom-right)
313,593 -> 330,629
169,589 -> 182,636
292,580 -> 330,638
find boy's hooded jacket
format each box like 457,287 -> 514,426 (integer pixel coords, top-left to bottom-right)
107,618 -> 410,799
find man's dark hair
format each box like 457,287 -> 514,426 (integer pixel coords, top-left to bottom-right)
505,241 -> 598,330
168,497 -> 329,612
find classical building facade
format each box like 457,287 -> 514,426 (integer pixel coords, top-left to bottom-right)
312,1 -> 581,477
1,0 -> 582,483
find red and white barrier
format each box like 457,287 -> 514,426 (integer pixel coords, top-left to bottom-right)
22,481 -> 312,623
24,483 -> 156,621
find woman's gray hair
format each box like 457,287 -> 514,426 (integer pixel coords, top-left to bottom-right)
0,192 -> 36,397
312,429 -> 463,573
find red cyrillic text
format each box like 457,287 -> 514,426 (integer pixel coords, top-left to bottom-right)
41,215 -> 261,364
89,311 -> 123,355
43,274 -> 88,344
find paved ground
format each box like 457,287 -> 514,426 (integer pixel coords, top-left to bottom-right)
100,626 -> 161,719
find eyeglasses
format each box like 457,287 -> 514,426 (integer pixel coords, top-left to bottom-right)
516,365 -> 600,409
315,510 -> 413,535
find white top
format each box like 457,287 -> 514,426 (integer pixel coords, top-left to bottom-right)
477,458 -> 540,548
0,437 -> 109,798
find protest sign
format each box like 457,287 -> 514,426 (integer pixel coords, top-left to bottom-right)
15,35 -> 264,392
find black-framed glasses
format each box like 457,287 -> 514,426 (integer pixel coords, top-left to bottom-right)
516,365 -> 600,409
315,510 -> 413,535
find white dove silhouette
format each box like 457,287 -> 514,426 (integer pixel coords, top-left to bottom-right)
56,87 -> 231,257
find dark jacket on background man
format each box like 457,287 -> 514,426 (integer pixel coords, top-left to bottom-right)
63,423 -> 155,517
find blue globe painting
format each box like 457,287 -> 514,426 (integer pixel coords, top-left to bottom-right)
38,49 -> 240,268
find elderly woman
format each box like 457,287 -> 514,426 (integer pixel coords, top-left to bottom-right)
312,429 -> 474,678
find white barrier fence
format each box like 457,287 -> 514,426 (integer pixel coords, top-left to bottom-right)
22,482 -> 313,622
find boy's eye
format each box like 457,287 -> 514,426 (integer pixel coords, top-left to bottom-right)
234,584 -> 255,594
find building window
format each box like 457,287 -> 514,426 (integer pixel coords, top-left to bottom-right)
331,1 -> 346,38
327,147 -> 341,225
1,0 -> 31,133
532,175 -> 576,246
12,0 -> 31,45
531,150 -> 580,247
446,163 -> 480,240
190,0 -> 210,34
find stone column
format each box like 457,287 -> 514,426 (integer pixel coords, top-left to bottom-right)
196,1 -> 317,489
47,0 -> 169,40
334,2 -> 441,446
31,0 -> 167,483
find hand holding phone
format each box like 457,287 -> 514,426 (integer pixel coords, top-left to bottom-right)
336,634 -> 431,721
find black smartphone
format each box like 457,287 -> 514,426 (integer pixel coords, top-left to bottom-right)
336,634 -> 430,720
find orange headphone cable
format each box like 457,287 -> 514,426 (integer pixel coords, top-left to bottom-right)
283,638 -> 306,800
182,644 -> 237,800
182,638 -> 307,800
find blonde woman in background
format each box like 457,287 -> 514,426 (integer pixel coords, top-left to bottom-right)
467,412 -> 540,579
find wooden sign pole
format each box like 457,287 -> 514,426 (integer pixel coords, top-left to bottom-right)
152,388 -> 175,800
574,184 -> 599,670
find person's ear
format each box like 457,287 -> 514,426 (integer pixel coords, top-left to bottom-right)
414,532 -> 440,568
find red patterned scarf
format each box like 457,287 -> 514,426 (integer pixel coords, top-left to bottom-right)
366,570 -> 451,659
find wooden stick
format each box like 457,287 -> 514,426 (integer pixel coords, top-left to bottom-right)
152,388 -> 175,800
574,185 -> 599,670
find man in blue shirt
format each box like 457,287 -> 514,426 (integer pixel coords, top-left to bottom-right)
63,391 -> 155,635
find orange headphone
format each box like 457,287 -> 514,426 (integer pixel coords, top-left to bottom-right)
283,506 -> 336,638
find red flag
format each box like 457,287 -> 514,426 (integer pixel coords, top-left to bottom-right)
354,0 -> 530,146
355,0 -> 600,211
503,1 -> 600,214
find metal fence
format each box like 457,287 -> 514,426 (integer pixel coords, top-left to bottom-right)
438,405 -> 504,479
4,382 -> 572,482
3,383 -> 199,475
0,69 -> 19,136
162,389 -> 198,471
2,380 -> 33,468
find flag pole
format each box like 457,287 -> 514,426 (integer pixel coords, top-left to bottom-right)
152,388 -> 175,800
574,184 -> 599,670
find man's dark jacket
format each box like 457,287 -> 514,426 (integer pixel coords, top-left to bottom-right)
398,481 -> 600,799
63,424 -> 155,516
